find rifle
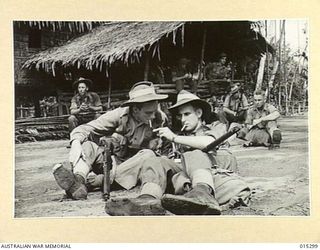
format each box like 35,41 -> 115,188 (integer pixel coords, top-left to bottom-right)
202,126 -> 241,153
102,143 -> 113,201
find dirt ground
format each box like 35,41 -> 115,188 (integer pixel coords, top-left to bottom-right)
14,115 -> 309,217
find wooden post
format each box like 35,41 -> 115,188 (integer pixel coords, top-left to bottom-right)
107,69 -> 112,110
144,49 -> 150,81
198,25 -> 207,85
32,93 -> 41,118
20,105 -> 23,118
56,90 -> 63,116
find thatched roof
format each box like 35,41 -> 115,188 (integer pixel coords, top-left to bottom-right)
15,21 -> 102,33
23,22 -> 185,75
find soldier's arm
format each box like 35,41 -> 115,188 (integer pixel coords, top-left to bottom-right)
70,108 -> 122,144
240,94 -> 249,110
260,105 -> 280,122
222,95 -> 236,115
88,92 -> 103,112
153,127 -> 214,150
70,96 -> 81,115
244,109 -> 254,129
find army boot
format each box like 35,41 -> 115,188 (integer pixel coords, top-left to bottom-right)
53,163 -> 88,200
161,184 -> 221,215
105,194 -> 166,216
269,130 -> 282,149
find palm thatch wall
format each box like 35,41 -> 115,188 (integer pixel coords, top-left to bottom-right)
23,22 -> 185,75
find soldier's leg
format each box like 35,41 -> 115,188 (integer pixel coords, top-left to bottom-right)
226,122 -> 241,145
138,156 -> 177,199
171,171 -> 191,195
161,150 -> 221,215
267,121 -> 282,148
215,149 -> 238,173
244,127 -> 270,147
53,141 -> 102,200
183,150 -> 215,191
106,152 -> 176,216
68,115 -> 78,132
114,149 -> 157,190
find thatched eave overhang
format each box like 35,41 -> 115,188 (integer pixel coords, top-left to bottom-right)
23,22 -> 185,75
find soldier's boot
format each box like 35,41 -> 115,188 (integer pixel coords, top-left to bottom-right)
269,130 -> 282,149
161,184 -> 221,215
105,194 -> 166,216
53,163 -> 88,200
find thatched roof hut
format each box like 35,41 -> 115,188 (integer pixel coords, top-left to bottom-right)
23,22 -> 185,75
23,21 -> 272,75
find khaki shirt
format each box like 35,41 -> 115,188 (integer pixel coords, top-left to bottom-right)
171,66 -> 193,84
245,103 -> 278,128
70,107 -> 166,150
70,92 -> 102,114
205,62 -> 231,80
223,93 -> 249,112
178,124 -> 223,154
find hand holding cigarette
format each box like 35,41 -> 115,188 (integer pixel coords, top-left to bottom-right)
153,127 -> 177,142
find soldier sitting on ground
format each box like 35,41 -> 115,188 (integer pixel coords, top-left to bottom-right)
53,81 -> 171,215
152,90 -> 250,215
73,89 -> 249,216
243,89 -> 282,148
218,82 -> 249,128
68,77 -> 103,132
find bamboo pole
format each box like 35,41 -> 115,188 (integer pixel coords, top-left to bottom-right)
278,20 -> 285,111
107,69 -> 112,110
283,20 -> 289,115
265,20 -> 270,101
197,25 -> 207,87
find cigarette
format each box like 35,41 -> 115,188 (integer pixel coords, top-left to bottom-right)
149,120 -> 152,128
181,125 -> 187,132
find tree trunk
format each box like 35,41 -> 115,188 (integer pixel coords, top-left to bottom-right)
255,54 -> 266,91
266,59 -> 279,98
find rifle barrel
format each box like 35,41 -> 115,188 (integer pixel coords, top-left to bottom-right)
202,127 -> 240,153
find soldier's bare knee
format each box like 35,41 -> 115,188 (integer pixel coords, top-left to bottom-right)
68,115 -> 77,122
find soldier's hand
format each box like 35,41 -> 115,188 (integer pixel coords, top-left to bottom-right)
80,103 -> 89,111
99,137 -> 114,150
148,138 -> 161,151
153,127 -> 176,142
87,173 -> 104,188
69,140 -> 83,166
